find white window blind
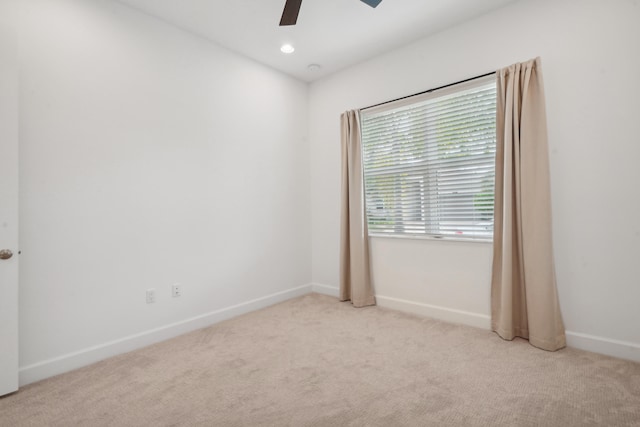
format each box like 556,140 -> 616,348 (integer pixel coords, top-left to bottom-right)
361,77 -> 497,240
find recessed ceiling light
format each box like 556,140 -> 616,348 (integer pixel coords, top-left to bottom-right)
280,44 -> 295,54
308,64 -> 322,72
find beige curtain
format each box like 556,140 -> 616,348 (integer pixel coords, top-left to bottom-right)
491,57 -> 566,351
340,110 -> 375,307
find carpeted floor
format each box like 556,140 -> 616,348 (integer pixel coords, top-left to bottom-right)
1,293 -> 639,426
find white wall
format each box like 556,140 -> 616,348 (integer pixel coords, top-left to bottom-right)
309,0 -> 640,357
17,0 -> 310,381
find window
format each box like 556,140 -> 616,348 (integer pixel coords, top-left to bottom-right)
361,76 -> 497,241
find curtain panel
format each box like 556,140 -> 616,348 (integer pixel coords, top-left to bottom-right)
491,57 -> 566,351
340,110 -> 375,307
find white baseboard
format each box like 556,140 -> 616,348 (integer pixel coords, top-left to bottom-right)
566,331 -> 640,363
375,295 -> 492,330
309,283 -> 640,363
311,283 -> 340,297
309,282 -> 490,330
19,284 -> 313,387
373,295 -> 640,362
21,283 -> 638,387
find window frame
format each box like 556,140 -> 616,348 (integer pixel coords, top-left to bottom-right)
360,75 -> 497,243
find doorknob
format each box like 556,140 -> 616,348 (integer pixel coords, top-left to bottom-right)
0,249 -> 13,260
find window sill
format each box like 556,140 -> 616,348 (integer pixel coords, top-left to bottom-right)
368,233 -> 493,245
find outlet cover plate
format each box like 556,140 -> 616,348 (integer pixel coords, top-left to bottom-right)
146,288 -> 156,304
172,284 -> 182,298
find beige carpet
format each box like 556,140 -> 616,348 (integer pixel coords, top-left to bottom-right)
1,294 -> 639,426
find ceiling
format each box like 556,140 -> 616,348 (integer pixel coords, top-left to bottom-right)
116,0 -> 519,82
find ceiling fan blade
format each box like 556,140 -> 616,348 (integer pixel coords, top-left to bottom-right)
280,0 -> 303,26
360,0 -> 382,7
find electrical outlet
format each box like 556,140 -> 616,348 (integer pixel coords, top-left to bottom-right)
146,288 -> 156,304
172,283 -> 182,298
